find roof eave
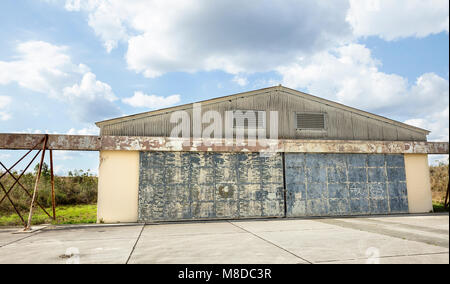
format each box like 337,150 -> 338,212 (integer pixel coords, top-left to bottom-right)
95,85 -> 432,136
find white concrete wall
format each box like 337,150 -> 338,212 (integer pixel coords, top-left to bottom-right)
404,154 -> 433,213
97,151 -> 139,223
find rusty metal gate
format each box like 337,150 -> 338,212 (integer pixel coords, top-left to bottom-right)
138,152 -> 284,222
285,153 -> 409,217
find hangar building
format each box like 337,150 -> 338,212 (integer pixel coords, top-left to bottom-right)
95,86 -> 437,223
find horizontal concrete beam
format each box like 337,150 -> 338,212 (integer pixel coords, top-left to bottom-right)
282,140 -> 449,155
99,136 -> 449,154
1,133 -> 448,154
0,133 -> 101,151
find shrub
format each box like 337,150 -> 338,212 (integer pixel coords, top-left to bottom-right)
430,162 -> 449,203
0,163 -> 97,215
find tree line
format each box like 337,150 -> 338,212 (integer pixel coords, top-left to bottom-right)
0,163 -> 97,215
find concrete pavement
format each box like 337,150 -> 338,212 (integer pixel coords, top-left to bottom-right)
0,214 -> 448,264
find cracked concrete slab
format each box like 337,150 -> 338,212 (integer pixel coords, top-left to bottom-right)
0,225 -> 143,264
128,228 -> 305,264
364,215 -> 449,232
316,218 -> 449,248
0,215 -> 448,264
0,228 -> 37,247
318,252 -> 449,264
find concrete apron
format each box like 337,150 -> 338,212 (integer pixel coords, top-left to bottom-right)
0,214 -> 448,264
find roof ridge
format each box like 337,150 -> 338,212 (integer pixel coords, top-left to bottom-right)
96,85 -> 430,135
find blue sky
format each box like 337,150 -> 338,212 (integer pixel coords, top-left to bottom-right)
0,0 -> 449,175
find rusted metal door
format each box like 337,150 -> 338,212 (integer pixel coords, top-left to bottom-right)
138,152 -> 284,222
285,153 -> 409,217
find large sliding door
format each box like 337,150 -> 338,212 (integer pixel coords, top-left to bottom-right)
138,152 -> 284,222
285,153 -> 409,217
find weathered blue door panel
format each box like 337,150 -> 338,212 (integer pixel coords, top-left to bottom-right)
139,152 -> 284,221
285,153 -> 408,217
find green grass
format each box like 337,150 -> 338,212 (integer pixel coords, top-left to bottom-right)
433,202 -> 449,213
0,204 -> 97,227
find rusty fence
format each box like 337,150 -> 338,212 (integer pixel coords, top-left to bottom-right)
0,135 -> 56,230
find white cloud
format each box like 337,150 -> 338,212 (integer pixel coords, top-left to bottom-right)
0,111 -> 10,121
0,153 -> 11,160
279,44 -> 404,111
15,128 -> 59,134
63,0 -> 352,77
63,72 -> 117,102
0,95 -> 12,106
53,150 -> 75,161
0,95 -> 12,121
408,73 -> 450,116
428,155 -> 449,166
0,41 -> 120,122
232,75 -> 249,87
50,152 -> 99,176
252,78 -> 282,89
11,126 -> 99,136
122,91 -> 181,109
62,72 -> 120,122
66,125 -> 100,135
64,0 -> 128,52
405,106 -> 449,142
63,72 -> 116,102
347,0 -> 449,40
397,74 -> 449,142
278,44 -> 449,141
61,0 -> 450,78
0,41 -> 84,96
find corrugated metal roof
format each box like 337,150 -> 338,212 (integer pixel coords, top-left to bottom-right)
95,85 -> 430,135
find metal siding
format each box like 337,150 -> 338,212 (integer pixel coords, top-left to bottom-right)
351,114 -> 369,140
100,90 -> 427,141
368,122 -> 383,141
382,125 -> 399,141
397,127 -> 419,141
341,111 -> 355,139
285,153 -> 409,217
138,152 -> 284,221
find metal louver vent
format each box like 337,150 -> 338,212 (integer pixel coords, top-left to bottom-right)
296,113 -> 325,130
